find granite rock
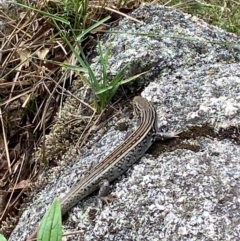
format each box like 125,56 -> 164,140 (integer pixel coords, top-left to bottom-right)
9,5 -> 240,241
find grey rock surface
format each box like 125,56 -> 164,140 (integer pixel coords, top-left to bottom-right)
9,5 -> 240,241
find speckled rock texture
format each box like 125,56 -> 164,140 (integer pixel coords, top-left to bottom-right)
9,5 -> 240,241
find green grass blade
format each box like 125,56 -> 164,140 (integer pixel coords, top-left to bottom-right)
14,2 -> 70,24
119,70 -> 150,85
95,70 -> 149,95
76,16 -> 111,41
59,63 -> 88,72
52,20 -> 88,69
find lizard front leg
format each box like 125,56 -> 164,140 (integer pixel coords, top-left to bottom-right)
154,130 -> 181,141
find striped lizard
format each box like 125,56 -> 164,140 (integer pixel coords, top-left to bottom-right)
26,96 -> 179,240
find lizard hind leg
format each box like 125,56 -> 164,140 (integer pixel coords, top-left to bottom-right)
98,179 -> 117,205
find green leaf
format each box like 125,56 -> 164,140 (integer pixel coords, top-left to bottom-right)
37,199 -> 62,241
0,234 -> 7,241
